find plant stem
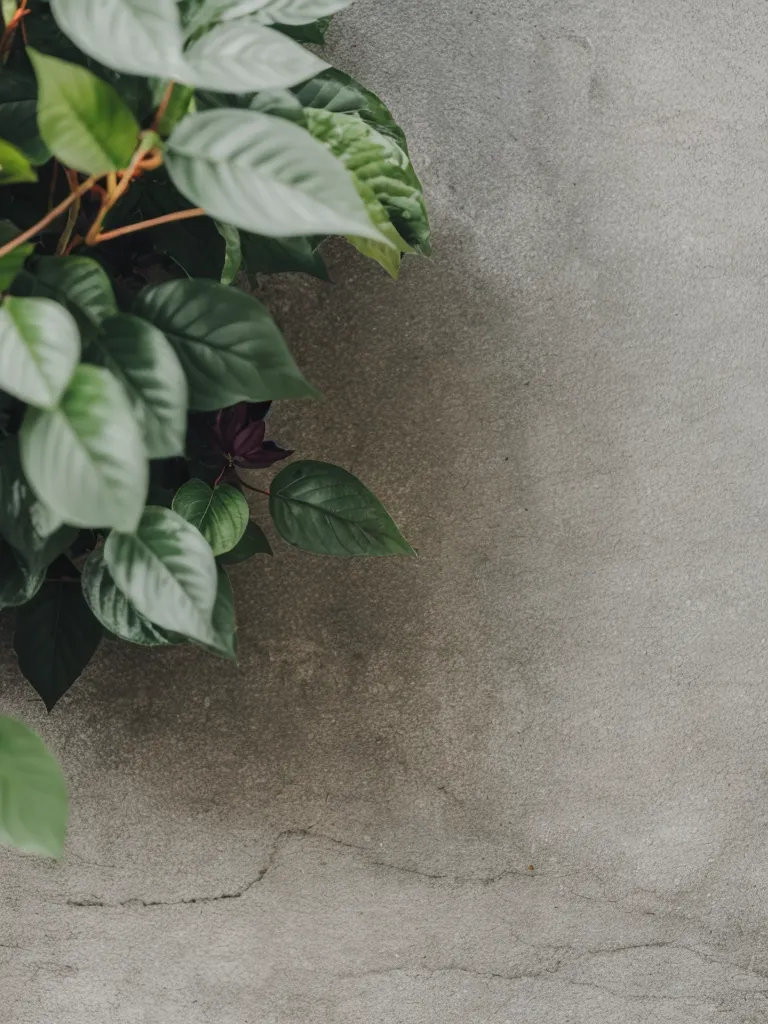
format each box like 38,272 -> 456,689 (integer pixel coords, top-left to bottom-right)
237,477 -> 270,497
0,175 -> 98,259
91,207 -> 205,244
0,0 -> 29,61
55,169 -> 82,256
152,81 -> 176,133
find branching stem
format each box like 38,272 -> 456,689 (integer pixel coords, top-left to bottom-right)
0,175 -> 98,260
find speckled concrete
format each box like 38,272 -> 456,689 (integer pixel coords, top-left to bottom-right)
4,1 -> 768,1021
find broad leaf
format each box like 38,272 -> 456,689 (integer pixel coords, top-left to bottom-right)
104,506 -> 218,644
215,222 -> 242,284
0,715 -> 68,858
0,71 -> 48,165
205,0 -> 350,20
194,566 -> 237,660
0,221 -> 34,291
165,109 -> 386,241
240,232 -> 328,279
14,580 -> 102,711
277,15 -> 331,43
0,439 -> 77,574
27,50 -> 140,175
0,295 -> 80,408
0,539 -> 45,609
91,313 -> 188,459
133,278 -> 316,410
218,520 -> 272,563
0,139 -> 37,185
81,547 -> 172,646
13,256 -> 118,328
136,175 -> 226,279
20,364 -> 148,532
269,460 -> 414,555
195,87 -> 306,124
182,22 -> 326,93
49,0 -> 185,80
294,68 -> 408,151
172,479 -> 249,556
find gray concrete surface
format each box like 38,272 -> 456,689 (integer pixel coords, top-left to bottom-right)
4,0 -> 768,1020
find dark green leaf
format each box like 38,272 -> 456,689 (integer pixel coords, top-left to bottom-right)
0,221 -> 34,292
13,256 -> 118,328
172,478 -> 249,555
195,86 -> 306,124
14,580 -> 102,711
192,565 -> 236,661
277,16 -> 332,43
103,506 -> 218,644
0,139 -> 37,185
215,222 -> 242,284
81,546 -> 173,646
294,68 -> 408,151
20,364 -> 148,532
218,520 -> 272,563
27,49 -> 141,175
182,21 -> 326,92
0,438 -> 77,574
135,176 -> 225,279
0,539 -> 45,609
0,714 -> 68,857
269,460 -> 414,556
133,278 -> 317,410
0,295 -> 80,407
0,71 -> 48,165
165,109 -> 385,241
91,313 -> 188,459
49,0 -> 185,79
240,232 -> 328,279
154,82 -> 195,136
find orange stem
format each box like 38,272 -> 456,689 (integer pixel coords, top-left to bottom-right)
90,207 -> 206,244
0,175 -> 98,259
152,82 -> 175,133
0,0 -> 29,59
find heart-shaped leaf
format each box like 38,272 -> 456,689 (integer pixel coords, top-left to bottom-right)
133,278 -> 316,410
0,138 -> 37,185
172,478 -> 249,556
0,715 -> 68,858
28,49 -> 140,175
104,506 -> 218,644
81,546 -> 173,646
14,579 -> 102,711
218,520 -> 272,563
182,21 -> 326,93
91,313 -> 188,459
20,364 -> 148,532
13,256 -> 118,328
49,0 -> 185,80
0,296 -> 80,408
269,460 -> 414,556
165,109 -> 384,241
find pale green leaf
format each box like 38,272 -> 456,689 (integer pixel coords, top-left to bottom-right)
13,256 -> 118,328
0,296 -> 80,408
81,547 -> 173,646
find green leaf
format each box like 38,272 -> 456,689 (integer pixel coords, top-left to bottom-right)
91,313 -> 188,459
218,520 -> 272,563
0,438 -> 77,574
294,68 -> 409,152
165,109 -> 386,241
172,479 -> 249,556
0,138 -> 37,185
133,278 -> 316,410
20,364 -> 148,532
0,71 -> 49,165
0,296 -> 80,408
240,232 -> 328,279
306,109 -> 431,271
215,222 -> 242,284
103,506 -> 218,645
0,715 -> 68,858
81,546 -> 173,646
182,21 -> 326,93
206,0 -> 349,20
0,222 -> 34,292
27,49 -> 141,175
269,460 -> 414,556
14,580 -> 102,711
13,256 -> 118,328
195,86 -> 306,124
135,176 -> 226,279
191,566 -> 237,661
154,82 -> 195,136
49,0 -> 185,80
0,539 -> 45,609
277,15 -> 331,43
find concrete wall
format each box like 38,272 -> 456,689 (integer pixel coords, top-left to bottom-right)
4,1 -> 768,1020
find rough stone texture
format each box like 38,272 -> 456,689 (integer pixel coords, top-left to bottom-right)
4,1 -> 768,1020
